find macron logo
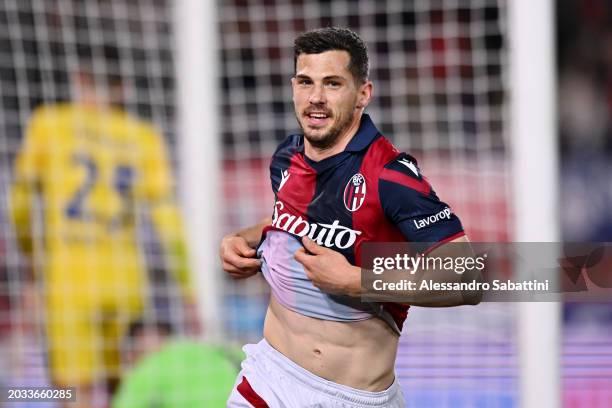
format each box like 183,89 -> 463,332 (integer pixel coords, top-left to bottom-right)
398,158 -> 419,177
279,169 -> 291,191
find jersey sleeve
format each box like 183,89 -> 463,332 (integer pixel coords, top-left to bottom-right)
269,134 -> 302,195
9,108 -> 49,255
139,125 -> 194,301
140,125 -> 174,203
379,153 -> 464,247
14,108 -> 49,184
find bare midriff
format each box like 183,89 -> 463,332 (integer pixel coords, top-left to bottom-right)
264,295 -> 399,392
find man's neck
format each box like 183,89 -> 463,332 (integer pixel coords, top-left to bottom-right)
304,112 -> 363,162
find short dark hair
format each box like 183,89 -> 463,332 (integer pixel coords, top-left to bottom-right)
77,43 -> 123,87
127,318 -> 174,340
293,27 -> 369,84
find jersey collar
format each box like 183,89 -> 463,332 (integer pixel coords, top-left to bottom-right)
299,114 -> 381,171
344,113 -> 381,152
297,113 -> 380,154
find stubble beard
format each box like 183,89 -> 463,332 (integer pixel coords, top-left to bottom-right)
298,108 -> 356,150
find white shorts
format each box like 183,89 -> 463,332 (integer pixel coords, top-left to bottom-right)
227,338 -> 405,408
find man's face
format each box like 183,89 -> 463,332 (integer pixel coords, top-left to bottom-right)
292,50 -> 370,149
75,71 -> 126,108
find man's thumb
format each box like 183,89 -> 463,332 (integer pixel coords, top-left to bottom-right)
237,240 -> 256,257
302,236 -> 323,254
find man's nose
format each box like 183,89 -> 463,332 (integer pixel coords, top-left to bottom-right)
309,84 -> 326,105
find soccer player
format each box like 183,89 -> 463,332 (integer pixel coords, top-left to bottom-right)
221,27 -> 481,407
9,45 -> 193,408
112,319 -> 241,408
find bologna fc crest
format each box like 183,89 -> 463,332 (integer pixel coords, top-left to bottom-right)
343,173 -> 366,212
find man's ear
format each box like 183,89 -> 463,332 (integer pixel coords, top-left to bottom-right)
356,81 -> 373,109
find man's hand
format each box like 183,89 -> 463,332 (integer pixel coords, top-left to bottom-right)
294,236 -> 361,297
220,235 -> 261,279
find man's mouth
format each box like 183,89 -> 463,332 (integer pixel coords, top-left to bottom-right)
305,111 -> 331,127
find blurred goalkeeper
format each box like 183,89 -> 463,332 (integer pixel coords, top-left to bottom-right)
221,27 -> 480,407
9,44 -> 194,408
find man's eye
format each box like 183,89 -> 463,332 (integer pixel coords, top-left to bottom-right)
298,79 -> 312,85
326,81 -> 341,88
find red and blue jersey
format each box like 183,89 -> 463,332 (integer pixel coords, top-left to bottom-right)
257,114 -> 465,334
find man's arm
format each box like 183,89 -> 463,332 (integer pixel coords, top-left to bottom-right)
149,200 -> 193,299
395,235 -> 484,306
9,177 -> 36,257
140,125 -> 196,302
9,110 -> 46,258
219,217 -> 270,279
294,235 -> 483,307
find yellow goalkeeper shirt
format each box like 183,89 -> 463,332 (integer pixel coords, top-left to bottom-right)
10,103 -> 192,300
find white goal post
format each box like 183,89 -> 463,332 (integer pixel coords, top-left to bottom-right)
509,0 -> 561,407
174,0 -> 223,341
